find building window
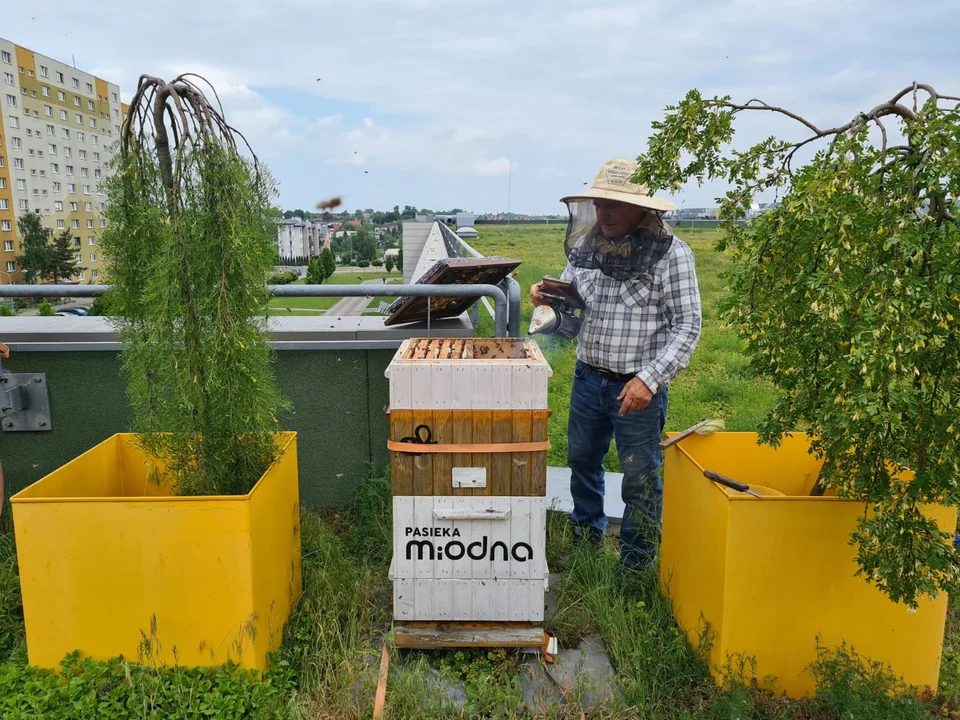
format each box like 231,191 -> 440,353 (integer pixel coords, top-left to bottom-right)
44,104 -> 51,116
11,137 -> 20,149
87,100 -> 94,111
62,129 -> 70,139
3,72 -> 12,85
0,157 -> 4,168
51,163 -> 58,174
91,268 -> 99,279
6,116 -> 15,129
73,95 -> 80,105
0,177 -> 4,188
74,253 -> 81,263
77,270 -> 85,281
1,221 -> 10,232
38,170 -> 45,177
49,143 -> 56,154
52,182 -> 60,192
5,261 -> 15,273
80,167 -> 88,177
32,188 -> 38,196
57,91 -> 65,102
53,70 -> 63,83
66,165 -> 74,175
83,184 -> 90,194
114,108 -> 119,118
63,148 -> 71,159
89,252 -> 96,262
91,135 -> 97,145
67,183 -> 75,193
55,201 -> 63,211
69,201 -> 77,211
77,131 -> 85,142
6,94 -> 16,107
85,219 -> 93,228
39,65 -> 48,78
89,118 -> 96,128
18,67 -> 23,74
3,240 -> 12,251
46,124 -> 54,135
56,219 -> 64,228
0,51 -> 11,64
16,179 -> 25,190
71,219 -> 79,229
13,158 -> 23,170
83,201 -> 91,211
59,109 -> 67,120
27,70 -> 33,78
79,150 -> 86,160
72,77 -> 79,89
94,168 -> 101,179
0,199 -> 7,209
100,218 -> 107,228
18,199 -> 29,210
76,114 -> 82,124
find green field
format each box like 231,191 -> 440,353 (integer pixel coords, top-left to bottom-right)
469,224 -> 778,469
268,272 -> 402,315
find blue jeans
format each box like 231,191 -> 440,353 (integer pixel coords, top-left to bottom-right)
567,360 -> 668,568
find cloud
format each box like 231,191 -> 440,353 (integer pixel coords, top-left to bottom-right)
6,0 -> 956,213
473,157 -> 511,176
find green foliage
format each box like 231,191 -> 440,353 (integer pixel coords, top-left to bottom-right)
0,305 -> 13,317
48,230 -> 83,284
99,77 -> 289,497
397,246 -> 403,271
306,257 -> 324,285
0,535 -> 24,663
353,228 -> 377,263
635,86 -> 960,606
435,648 -> 523,716
385,256 -> 395,273
14,214 -> 53,285
0,652 -> 295,719
371,258 -> 383,267
86,294 -> 116,317
807,643 -> 928,719
357,260 -> 370,268
267,270 -> 299,285
320,247 -> 336,279
36,300 -> 54,316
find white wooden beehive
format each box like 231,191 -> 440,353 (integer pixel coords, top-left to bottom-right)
386,338 -> 553,622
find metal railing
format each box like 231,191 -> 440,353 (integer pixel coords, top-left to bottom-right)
0,283 -> 511,338
437,222 -> 522,337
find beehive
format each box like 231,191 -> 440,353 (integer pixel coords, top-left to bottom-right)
386,338 -> 552,622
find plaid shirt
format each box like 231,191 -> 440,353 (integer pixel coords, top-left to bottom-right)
561,235 -> 702,394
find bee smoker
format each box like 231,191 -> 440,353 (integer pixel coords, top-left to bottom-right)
527,278 -> 586,340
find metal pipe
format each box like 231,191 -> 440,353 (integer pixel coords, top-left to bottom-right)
502,275 -> 522,338
0,283 -> 510,337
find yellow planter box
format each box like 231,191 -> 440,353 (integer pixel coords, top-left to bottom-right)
661,432 -> 956,698
11,432 -> 302,670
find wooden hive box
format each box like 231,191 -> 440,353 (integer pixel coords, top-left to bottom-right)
386,338 -> 553,622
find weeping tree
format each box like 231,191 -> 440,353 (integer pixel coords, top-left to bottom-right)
635,85 -> 960,607
100,74 -> 288,496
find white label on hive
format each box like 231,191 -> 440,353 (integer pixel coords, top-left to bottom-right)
452,467 -> 487,488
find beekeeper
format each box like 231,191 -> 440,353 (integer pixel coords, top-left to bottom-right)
531,157 -> 702,569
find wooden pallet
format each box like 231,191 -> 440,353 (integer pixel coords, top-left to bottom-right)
394,622 -> 556,660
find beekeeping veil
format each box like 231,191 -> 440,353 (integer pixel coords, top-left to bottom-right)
561,158 -> 679,281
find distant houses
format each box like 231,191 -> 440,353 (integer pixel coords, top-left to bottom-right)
276,218 -> 330,261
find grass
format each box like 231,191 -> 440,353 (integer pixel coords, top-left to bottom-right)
469,224 -> 778,469
268,272 -> 402,315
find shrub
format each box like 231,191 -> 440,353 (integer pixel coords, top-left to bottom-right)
37,300 -> 54,316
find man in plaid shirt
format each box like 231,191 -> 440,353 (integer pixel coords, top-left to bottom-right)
531,158 -> 702,569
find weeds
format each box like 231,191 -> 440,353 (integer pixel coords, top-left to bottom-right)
0,534 -> 23,662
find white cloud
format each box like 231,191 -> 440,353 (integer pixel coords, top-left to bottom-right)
7,0 -> 956,213
473,157 -> 511,176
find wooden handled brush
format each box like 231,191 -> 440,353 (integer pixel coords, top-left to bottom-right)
659,418 -> 725,450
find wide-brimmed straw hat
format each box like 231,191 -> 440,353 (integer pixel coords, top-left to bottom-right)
560,157 -> 678,212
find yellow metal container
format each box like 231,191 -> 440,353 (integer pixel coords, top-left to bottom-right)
661,432 -> 956,697
11,432 -> 302,670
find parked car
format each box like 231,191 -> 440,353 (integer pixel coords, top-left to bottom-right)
53,307 -> 88,316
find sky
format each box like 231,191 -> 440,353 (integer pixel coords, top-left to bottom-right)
5,0 -> 958,215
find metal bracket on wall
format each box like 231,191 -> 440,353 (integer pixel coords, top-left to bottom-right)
0,343 -> 52,432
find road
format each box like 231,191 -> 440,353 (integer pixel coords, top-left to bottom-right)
326,277 -> 399,317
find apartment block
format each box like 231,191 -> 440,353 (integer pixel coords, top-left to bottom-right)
0,38 -> 125,284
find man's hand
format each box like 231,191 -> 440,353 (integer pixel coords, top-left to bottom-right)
530,281 -> 547,307
617,377 -> 653,417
